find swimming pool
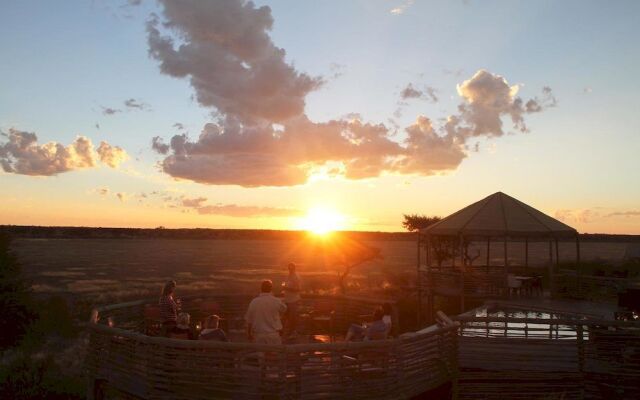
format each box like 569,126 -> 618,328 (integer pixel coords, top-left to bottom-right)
459,303 -> 588,339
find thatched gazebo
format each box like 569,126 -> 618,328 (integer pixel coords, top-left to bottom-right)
417,192 -> 580,322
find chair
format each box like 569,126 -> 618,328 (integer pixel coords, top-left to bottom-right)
143,304 -> 162,336
530,276 -> 543,296
507,274 -> 522,297
308,300 -> 336,341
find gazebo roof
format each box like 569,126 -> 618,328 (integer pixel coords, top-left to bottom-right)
420,192 -> 577,238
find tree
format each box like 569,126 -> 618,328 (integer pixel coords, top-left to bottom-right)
402,214 -> 442,232
402,214 -> 481,267
0,233 -> 37,349
337,244 -> 382,295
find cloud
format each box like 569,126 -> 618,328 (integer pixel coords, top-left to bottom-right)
0,129 -> 127,175
179,195 -> 302,217
400,83 -> 438,102
116,192 -> 128,202
151,136 -> 170,154
555,209 -> 599,223
102,107 -> 121,116
146,2 -> 554,187
124,98 -> 149,111
181,196 -> 207,208
606,210 -> 640,218
96,187 -> 110,196
390,0 -> 415,15
101,98 -> 150,116
147,0 -> 322,124
453,70 -> 556,137
97,141 -> 128,168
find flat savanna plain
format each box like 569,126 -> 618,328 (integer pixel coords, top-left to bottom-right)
11,238 -> 631,305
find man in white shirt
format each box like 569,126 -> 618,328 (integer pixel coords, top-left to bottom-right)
282,262 -> 301,337
245,279 -> 287,344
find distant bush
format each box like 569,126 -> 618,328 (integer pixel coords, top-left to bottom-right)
0,233 -> 37,349
0,351 -> 84,400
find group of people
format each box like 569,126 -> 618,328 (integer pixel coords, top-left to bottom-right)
159,280 -> 228,341
157,262 -> 391,344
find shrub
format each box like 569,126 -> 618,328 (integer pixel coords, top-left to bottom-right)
0,233 -> 37,349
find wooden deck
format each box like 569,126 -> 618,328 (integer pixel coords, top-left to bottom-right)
85,294 -> 459,400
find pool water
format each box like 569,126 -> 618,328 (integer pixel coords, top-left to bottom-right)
461,305 -> 588,339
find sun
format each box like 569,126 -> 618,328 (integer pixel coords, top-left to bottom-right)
297,207 -> 346,235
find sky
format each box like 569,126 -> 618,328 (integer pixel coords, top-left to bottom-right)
1,0 -> 639,234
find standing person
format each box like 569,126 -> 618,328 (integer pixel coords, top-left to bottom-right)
245,280 -> 287,344
282,262 -> 302,338
159,280 -> 179,335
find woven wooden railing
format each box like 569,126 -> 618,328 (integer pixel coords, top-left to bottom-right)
453,315 -> 640,399
85,294 -> 459,400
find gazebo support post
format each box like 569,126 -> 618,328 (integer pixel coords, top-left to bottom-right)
426,236 -> 433,324
504,237 -> 509,298
460,235 -> 465,313
548,239 -> 554,297
576,235 -> 581,298
417,232 -> 422,328
486,237 -> 491,271
525,237 -> 529,271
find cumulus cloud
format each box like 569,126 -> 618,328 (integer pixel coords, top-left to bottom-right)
453,70 -> 555,137
179,196 -> 301,217
400,83 -> 438,102
147,2 -> 554,187
97,141 -> 128,168
147,0 -> 322,124
0,129 -> 127,175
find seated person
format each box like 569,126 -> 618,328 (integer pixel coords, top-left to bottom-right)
345,307 -> 388,341
198,315 -> 228,342
169,312 -> 195,340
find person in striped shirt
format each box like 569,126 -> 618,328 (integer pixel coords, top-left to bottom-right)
159,280 -> 180,334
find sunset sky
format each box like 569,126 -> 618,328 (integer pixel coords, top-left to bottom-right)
1,0 -> 639,233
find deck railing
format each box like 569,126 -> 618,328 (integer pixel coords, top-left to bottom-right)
85,294 -> 459,399
454,315 -> 640,399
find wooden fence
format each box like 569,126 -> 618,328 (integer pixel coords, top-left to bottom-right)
454,315 -> 640,399
85,294 -> 459,399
